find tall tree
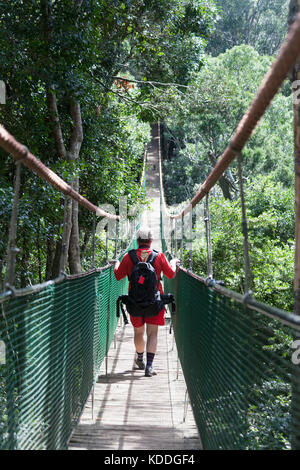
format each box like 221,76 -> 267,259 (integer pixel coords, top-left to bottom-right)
207,0 -> 289,56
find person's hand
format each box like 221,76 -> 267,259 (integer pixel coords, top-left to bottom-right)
170,258 -> 180,271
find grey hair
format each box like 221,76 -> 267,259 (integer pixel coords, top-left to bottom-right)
136,226 -> 153,242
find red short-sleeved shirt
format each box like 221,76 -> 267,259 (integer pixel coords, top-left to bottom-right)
114,246 -> 176,327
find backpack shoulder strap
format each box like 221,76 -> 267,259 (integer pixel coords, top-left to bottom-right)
128,249 -> 139,265
148,250 -> 159,266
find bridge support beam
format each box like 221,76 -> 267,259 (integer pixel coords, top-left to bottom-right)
290,0 -> 300,451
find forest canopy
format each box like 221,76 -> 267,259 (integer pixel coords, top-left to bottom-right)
0,0 -> 216,286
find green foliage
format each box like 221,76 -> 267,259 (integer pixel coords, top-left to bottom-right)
163,45 -> 293,204
184,177 -> 294,312
245,379 -> 291,450
207,0 -> 289,56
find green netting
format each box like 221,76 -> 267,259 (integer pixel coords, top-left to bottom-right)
0,237 -> 137,450
160,174 -> 300,449
164,267 -> 300,450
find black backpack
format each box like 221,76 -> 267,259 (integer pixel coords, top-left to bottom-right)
117,249 -> 175,325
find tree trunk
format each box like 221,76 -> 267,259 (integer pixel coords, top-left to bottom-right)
37,219 -> 42,284
208,151 -> 237,200
68,178 -> 82,274
51,239 -> 62,280
60,195 -> 73,274
20,235 -> 28,288
45,236 -> 55,281
67,99 -> 83,274
81,229 -> 91,258
43,3 -> 83,276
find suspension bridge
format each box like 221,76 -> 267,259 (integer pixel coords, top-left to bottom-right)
2,13 -> 300,451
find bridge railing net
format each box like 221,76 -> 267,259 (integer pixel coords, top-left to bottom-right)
160,149 -> 300,449
163,266 -> 300,450
0,236 -> 137,450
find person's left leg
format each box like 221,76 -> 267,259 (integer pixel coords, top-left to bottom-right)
145,324 -> 158,376
146,323 -> 158,353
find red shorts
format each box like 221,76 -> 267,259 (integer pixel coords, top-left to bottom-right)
130,308 -> 165,328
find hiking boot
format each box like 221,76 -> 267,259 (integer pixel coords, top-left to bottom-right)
145,365 -> 157,377
135,357 -> 145,370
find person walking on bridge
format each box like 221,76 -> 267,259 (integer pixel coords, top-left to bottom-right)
113,226 -> 178,377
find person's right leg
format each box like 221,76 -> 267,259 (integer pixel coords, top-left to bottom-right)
145,324 -> 158,376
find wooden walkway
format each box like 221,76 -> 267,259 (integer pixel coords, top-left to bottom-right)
68,320 -> 202,450
68,124 -> 201,451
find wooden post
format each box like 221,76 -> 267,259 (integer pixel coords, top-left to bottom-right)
289,0 -> 300,450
